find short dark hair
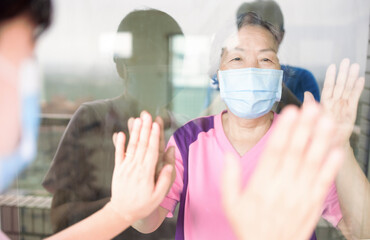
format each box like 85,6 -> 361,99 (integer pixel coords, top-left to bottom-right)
236,1 -> 284,34
113,8 -> 183,81
237,12 -> 280,43
0,0 -> 52,37
113,9 -> 183,63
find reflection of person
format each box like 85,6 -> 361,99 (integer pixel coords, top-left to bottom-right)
237,0 -> 320,102
46,112 -> 176,240
131,12 -> 370,240
42,9 -> 182,239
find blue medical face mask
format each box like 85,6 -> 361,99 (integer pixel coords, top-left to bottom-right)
218,67 -> 283,119
0,58 -> 40,193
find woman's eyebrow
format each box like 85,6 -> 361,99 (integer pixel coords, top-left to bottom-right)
228,47 -> 277,54
259,48 -> 277,53
226,47 -> 244,52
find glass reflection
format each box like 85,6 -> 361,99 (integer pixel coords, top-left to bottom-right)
42,9 -> 183,239
0,0 -> 368,239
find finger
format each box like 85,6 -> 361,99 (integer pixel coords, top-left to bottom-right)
157,146 -> 176,184
348,77 -> 365,110
258,106 -> 299,175
125,118 -> 142,161
145,122 -> 160,179
163,146 -> 176,166
321,64 -> 336,101
342,63 -> 360,100
114,132 -> 126,166
151,164 -> 174,206
153,117 -> 166,182
313,148 -> 343,198
295,206 -> 323,240
155,116 -> 166,152
221,153 -> 241,213
135,111 -> 153,164
332,59 -> 350,100
303,91 -> 315,105
112,132 -> 118,147
128,117 -> 135,136
280,102 -> 321,175
301,116 -> 336,182
288,123 -> 340,240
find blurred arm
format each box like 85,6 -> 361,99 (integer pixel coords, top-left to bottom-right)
131,206 -> 169,234
336,143 -> 370,239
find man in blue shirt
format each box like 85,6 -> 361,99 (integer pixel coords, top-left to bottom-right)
237,0 -> 321,102
280,65 -> 320,102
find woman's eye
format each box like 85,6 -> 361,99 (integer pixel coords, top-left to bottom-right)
261,58 -> 271,62
230,57 -> 241,62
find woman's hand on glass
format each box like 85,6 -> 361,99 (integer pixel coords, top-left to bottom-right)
319,58 -> 364,145
108,111 -> 175,224
128,112 -> 176,187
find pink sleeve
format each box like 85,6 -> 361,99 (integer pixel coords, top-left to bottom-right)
160,136 -> 184,218
321,183 -> 343,227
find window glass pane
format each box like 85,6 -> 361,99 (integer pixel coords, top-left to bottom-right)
1,0 -> 369,239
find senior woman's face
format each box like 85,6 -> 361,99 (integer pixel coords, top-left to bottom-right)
219,25 -> 280,71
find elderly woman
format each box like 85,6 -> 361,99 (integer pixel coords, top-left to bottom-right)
132,12 -> 369,240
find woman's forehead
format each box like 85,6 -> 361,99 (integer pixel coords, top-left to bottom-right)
223,25 -> 277,53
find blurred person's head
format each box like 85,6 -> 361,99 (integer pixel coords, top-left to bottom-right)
0,0 -> 52,192
113,9 -> 183,116
0,0 -> 52,66
236,0 -> 284,45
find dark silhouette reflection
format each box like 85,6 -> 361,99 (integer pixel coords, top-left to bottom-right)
42,9 -> 183,239
237,0 -> 321,103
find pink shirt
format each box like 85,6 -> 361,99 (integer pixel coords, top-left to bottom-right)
160,111 -> 342,240
0,231 -> 9,240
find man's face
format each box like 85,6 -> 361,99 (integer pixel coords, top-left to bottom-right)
219,25 -> 280,71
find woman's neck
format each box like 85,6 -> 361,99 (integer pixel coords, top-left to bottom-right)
222,110 -> 274,156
